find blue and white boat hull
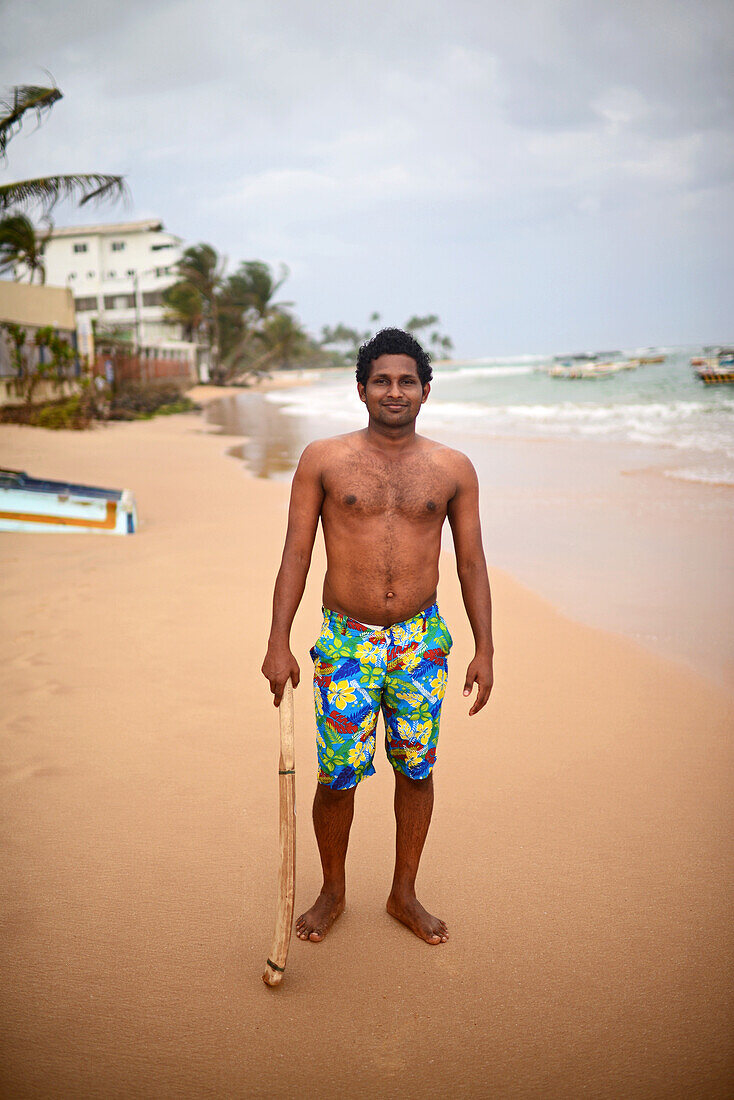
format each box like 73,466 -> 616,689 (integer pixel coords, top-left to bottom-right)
0,470 -> 137,535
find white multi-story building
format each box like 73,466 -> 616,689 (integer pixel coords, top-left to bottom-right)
42,219 -> 194,353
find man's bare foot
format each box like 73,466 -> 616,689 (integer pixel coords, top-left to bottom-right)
386,893 -> 449,944
295,891 -> 345,942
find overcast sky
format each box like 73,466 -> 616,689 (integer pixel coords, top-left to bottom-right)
2,0 -> 733,356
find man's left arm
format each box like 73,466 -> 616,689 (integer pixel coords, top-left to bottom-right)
446,454 -> 494,716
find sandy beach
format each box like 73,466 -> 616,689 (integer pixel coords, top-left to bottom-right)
1,406 -> 733,1097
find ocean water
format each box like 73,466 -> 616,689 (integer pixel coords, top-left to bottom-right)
262,347 -> 734,487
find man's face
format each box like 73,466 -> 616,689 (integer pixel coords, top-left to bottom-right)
357,354 -> 429,428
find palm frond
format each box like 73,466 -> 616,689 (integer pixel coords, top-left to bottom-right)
0,174 -> 129,215
0,84 -> 62,158
0,212 -> 46,283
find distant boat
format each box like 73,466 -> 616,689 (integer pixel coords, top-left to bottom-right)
548,353 -> 597,377
549,364 -> 615,379
0,469 -> 137,535
551,353 -> 597,366
550,358 -> 636,379
548,349 -> 640,378
693,348 -> 734,385
638,354 -> 665,364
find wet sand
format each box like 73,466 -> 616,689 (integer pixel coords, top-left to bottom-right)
1,411 -> 733,1098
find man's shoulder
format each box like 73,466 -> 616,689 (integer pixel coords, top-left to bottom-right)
416,434 -> 475,474
298,432 -> 364,466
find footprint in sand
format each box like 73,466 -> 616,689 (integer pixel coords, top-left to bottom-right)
3,715 -> 32,736
0,761 -> 64,786
7,652 -> 52,671
26,678 -> 70,698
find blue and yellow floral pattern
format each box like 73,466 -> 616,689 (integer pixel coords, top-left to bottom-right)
310,603 -> 453,790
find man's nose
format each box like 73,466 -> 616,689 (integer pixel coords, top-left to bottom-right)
387,380 -> 402,398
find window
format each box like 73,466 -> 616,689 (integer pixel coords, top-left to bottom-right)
74,297 -> 97,311
68,272 -> 77,280
151,242 -> 173,251
108,271 -> 116,278
143,291 -> 164,307
87,271 -> 95,278
126,268 -> 135,276
73,242 -> 88,253
111,241 -> 125,251
154,266 -> 171,277
103,294 -> 135,310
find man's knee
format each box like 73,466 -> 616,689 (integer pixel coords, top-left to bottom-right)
315,782 -> 357,805
394,769 -> 433,792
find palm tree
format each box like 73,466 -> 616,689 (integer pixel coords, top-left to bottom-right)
171,244 -> 227,377
216,260 -> 292,376
228,260 -> 290,321
320,322 -> 370,362
405,314 -> 453,361
162,281 -> 204,342
0,213 -> 47,283
405,314 -> 440,338
251,310 -> 309,372
0,83 -> 128,215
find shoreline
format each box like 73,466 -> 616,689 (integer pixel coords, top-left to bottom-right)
1,409 -> 732,1097
186,370 -> 319,408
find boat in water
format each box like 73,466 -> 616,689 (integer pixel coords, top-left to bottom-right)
693,348 -> 734,385
549,363 -> 614,379
549,356 -> 637,379
0,469 -> 138,535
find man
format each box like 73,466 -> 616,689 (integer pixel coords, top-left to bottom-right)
261,328 -> 493,946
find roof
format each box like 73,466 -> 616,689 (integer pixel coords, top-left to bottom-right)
49,219 -> 166,238
0,280 -> 76,329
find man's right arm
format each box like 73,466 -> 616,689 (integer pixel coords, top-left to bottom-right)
261,442 -> 325,705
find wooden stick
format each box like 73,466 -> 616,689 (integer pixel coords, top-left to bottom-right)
262,679 -> 296,987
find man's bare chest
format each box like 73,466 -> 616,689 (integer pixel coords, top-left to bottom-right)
322,455 -> 453,521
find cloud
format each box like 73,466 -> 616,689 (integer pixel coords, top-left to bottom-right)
1,0 -> 732,352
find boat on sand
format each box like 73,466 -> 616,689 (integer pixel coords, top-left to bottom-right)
0,469 -> 137,535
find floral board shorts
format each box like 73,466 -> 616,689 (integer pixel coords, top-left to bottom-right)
310,603 -> 453,790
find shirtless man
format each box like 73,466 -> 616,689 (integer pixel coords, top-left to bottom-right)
261,327 -> 494,946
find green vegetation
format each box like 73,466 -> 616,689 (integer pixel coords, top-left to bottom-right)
163,248 -> 321,383
404,315 -> 454,359
108,383 -> 198,421
320,313 -> 453,363
35,395 -> 91,430
0,213 -> 47,283
0,321 -> 78,407
165,244 -> 455,383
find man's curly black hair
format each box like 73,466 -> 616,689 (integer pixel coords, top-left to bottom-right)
355,327 -> 432,388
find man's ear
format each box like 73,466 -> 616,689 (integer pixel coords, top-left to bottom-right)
357,383 -> 366,404
421,382 -> 431,404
